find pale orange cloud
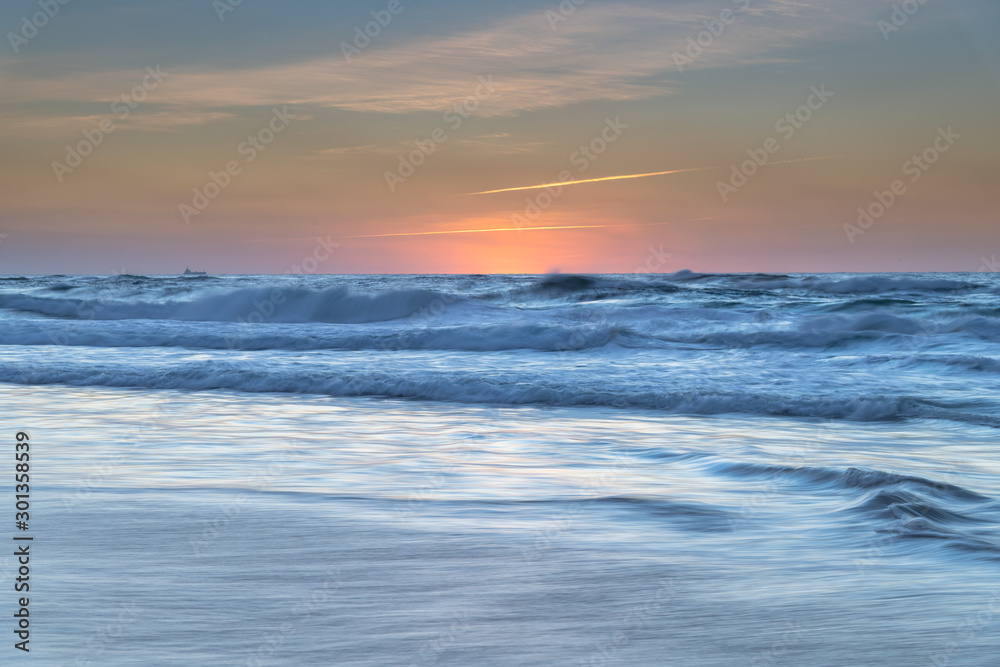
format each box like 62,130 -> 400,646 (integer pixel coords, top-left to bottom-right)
0,1 -> 875,119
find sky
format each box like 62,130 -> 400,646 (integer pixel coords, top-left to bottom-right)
0,0 -> 998,274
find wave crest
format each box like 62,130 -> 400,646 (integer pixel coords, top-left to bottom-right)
0,286 -> 463,324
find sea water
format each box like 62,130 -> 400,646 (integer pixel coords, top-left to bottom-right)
1,272 -> 998,665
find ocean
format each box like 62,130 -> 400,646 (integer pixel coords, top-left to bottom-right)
2,271 -> 999,665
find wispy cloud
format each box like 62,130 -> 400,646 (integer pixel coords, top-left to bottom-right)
0,1 -> 876,118
0,110 -> 237,137
245,217 -> 720,241
315,144 -> 387,156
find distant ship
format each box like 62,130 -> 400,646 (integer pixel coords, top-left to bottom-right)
182,267 -> 207,276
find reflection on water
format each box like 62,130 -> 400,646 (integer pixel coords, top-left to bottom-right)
6,385 -> 1000,666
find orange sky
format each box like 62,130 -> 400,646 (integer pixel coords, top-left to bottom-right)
0,0 -> 998,273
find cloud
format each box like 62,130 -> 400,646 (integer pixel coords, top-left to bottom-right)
315,144 -> 387,156
1,1 -> 876,119
0,109 -> 237,138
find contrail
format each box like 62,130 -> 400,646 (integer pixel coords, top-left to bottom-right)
467,167 -> 716,195
465,155 -> 839,196
337,218 -> 717,239
339,224 -> 618,239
